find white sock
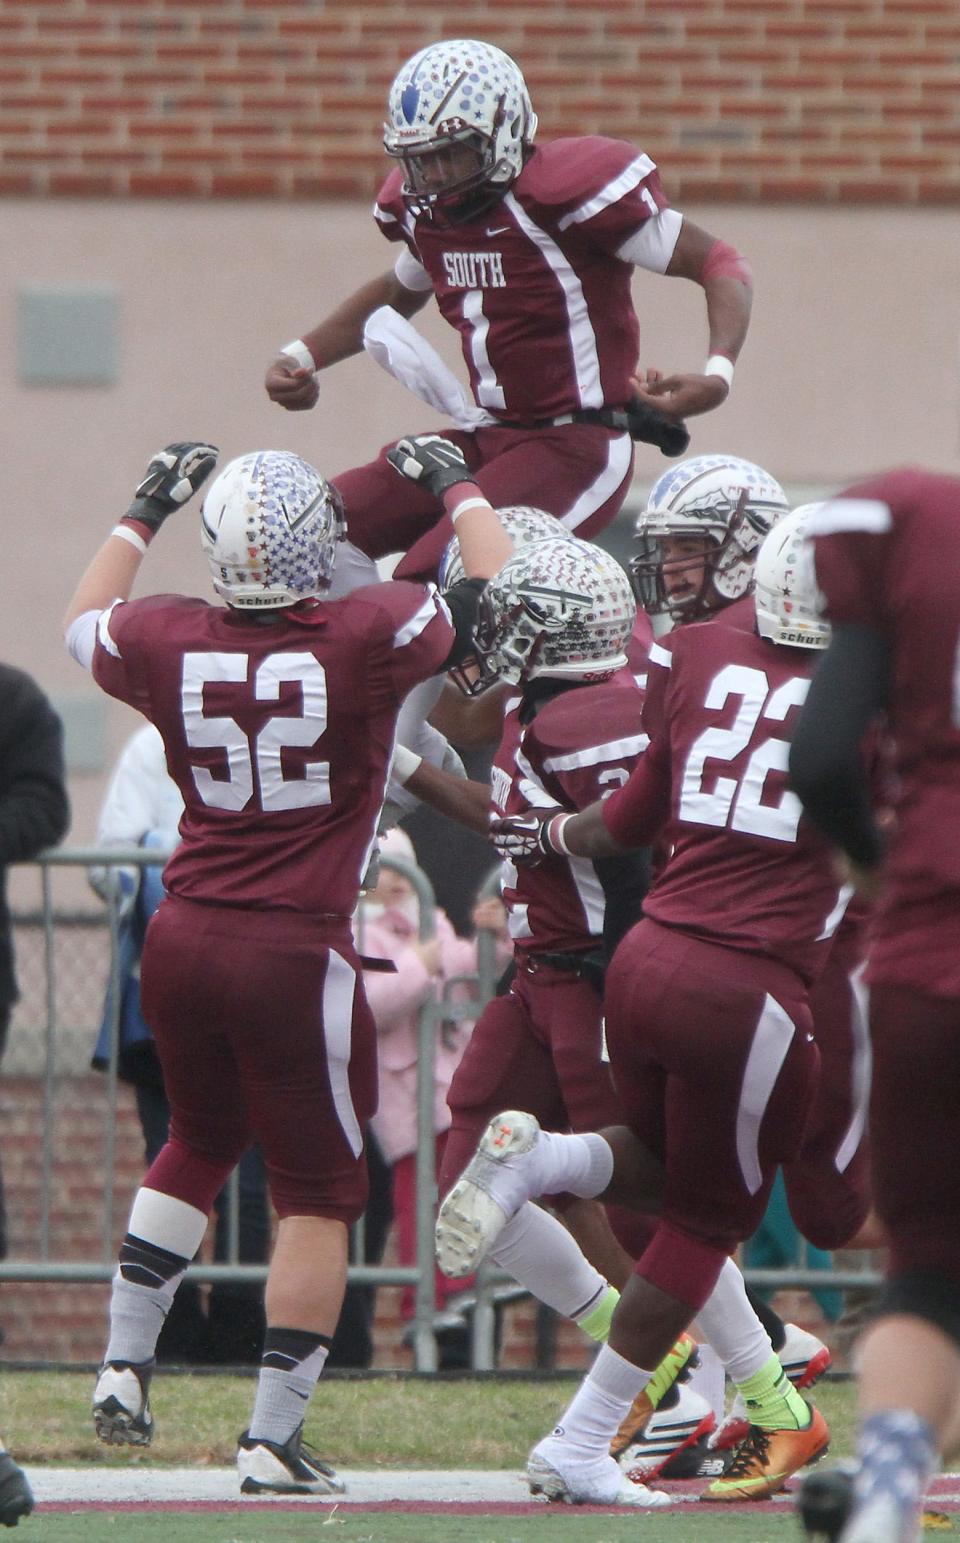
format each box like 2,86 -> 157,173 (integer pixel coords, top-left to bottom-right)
538,1130 -> 614,1198
694,1255 -> 774,1384
547,1345 -> 652,1459
489,1203 -> 608,1319
104,1186 -> 208,1367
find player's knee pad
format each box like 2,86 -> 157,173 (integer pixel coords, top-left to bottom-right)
876,1271 -> 960,1350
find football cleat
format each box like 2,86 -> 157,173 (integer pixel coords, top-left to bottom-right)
0,1451 -> 34,1528
527,1438 -> 672,1507
92,1360 -> 155,1447
238,1422 -> 345,1496
779,1322 -> 833,1389
435,1110 -> 543,1278
701,1402 -> 830,1502
610,1333 -> 700,1460
797,1464 -> 856,1541
617,1383 -> 717,1482
711,1324 -> 832,1452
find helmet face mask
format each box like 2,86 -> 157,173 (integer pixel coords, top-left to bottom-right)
200,451 -> 345,610
458,536 -> 636,697
631,456 -> 790,625
754,504 -> 832,650
384,39 -> 537,224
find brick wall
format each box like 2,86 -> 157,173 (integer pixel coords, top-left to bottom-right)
1,2 -> 957,203
0,1075 -> 598,1369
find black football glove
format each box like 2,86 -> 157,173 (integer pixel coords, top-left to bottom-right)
121,441 -> 219,536
623,399 -> 690,458
490,811 -> 566,866
386,434 -> 477,503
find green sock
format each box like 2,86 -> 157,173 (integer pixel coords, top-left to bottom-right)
576,1284 -> 619,1343
736,1353 -> 811,1432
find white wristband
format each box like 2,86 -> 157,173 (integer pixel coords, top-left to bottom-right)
280,338 -> 317,373
391,743 -> 423,786
111,524 -> 149,555
449,495 -> 489,523
704,354 -> 735,390
548,812 -> 575,855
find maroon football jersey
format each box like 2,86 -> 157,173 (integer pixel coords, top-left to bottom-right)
811,468 -> 960,994
491,666 -> 648,955
375,137 -> 670,424
603,620 -> 847,984
92,584 -> 454,916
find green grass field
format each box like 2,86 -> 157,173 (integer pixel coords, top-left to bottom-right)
0,1368 -> 858,1467
0,1372 -> 869,1542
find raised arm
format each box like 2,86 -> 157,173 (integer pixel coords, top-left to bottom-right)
63,442 -> 218,631
265,269 -> 432,413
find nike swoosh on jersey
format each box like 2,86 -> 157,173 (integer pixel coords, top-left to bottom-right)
486,226 -> 510,236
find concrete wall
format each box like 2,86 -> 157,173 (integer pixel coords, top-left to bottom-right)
2,196 -> 958,856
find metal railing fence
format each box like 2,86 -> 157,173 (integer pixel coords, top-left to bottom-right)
2,848 -> 882,1371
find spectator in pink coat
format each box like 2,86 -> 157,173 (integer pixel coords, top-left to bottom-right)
355,829 -> 509,1346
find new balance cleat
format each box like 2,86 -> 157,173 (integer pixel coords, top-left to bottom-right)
435,1110 -> 542,1278
617,1384 -> 717,1482
0,1452 -> 34,1528
238,1422 -> 345,1496
702,1402 -> 829,1501
780,1323 -> 833,1389
92,1360 -> 154,1447
610,1333 -> 700,1460
527,1438 -> 672,1507
797,1464 -> 856,1541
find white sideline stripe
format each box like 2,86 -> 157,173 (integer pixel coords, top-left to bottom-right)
24,1466 -> 960,1506
26,1468 -> 534,1503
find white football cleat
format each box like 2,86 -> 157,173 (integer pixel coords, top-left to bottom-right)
780,1323 -> 833,1389
92,1361 -> 154,1447
527,1437 -> 672,1507
435,1110 -> 543,1279
617,1384 -> 717,1481
238,1422 -> 345,1496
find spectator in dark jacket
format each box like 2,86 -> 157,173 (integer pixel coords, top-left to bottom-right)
0,664 -> 69,1260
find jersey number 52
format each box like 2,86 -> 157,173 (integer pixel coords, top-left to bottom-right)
182,651 -> 331,812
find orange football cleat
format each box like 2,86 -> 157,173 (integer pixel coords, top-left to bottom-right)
701,1402 -> 829,1502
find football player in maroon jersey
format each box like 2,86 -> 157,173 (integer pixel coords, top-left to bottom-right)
791,471 -> 960,1543
632,464 -> 875,1452
447,507 -> 840,1505
264,38 -> 752,583
63,434 -> 513,1496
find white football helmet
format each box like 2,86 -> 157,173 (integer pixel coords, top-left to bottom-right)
754,504 -> 831,650
464,536 -> 636,695
439,504 -> 567,588
632,454 -> 790,623
384,39 -> 537,222
200,451 -> 345,609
